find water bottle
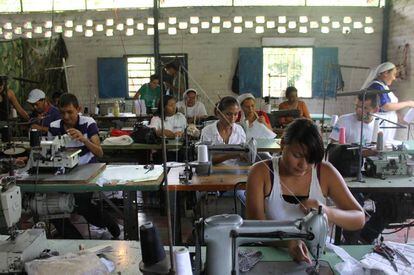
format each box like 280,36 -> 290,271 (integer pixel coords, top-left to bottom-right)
113,101 -> 120,117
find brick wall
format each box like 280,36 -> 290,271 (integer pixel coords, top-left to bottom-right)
388,0 -> 414,139
0,6 -> 383,116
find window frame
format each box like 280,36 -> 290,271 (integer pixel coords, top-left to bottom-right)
262,46 -> 313,99
125,53 -> 188,98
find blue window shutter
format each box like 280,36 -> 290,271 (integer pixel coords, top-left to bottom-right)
312,47 -> 338,98
239,48 -> 263,97
97,57 -> 127,98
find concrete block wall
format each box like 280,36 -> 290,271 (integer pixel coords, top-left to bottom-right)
388,0 -> 414,139
0,6 -> 383,116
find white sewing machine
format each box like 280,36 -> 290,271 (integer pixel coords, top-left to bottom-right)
195,138 -> 258,176
0,176 -> 47,273
202,207 -> 328,275
23,134 -> 81,173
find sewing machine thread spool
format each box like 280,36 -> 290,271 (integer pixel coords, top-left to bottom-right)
140,222 -> 166,266
1,126 -> 10,143
338,127 -> 346,144
197,145 -> 208,163
376,131 -> 384,151
372,118 -> 380,143
30,129 -> 41,147
174,247 -> 192,275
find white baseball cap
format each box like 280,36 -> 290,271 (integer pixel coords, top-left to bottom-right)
183,89 -> 197,97
27,89 -> 46,103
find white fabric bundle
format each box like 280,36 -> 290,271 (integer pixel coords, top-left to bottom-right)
25,253 -> 111,275
102,135 -> 134,145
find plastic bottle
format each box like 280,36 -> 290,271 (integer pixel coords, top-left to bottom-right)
113,101 -> 120,117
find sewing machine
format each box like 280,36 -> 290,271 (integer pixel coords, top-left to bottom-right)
202,207 -> 328,275
195,138 -> 257,176
23,135 -> 81,174
364,142 -> 414,178
0,176 -> 47,273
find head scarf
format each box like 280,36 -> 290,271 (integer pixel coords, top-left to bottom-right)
361,62 -> 396,89
237,93 -> 255,105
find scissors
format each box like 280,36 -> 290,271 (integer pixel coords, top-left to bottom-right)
381,243 -> 412,267
373,244 -> 398,272
144,164 -> 154,174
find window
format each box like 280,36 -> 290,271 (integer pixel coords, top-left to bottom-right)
263,47 -> 313,98
127,56 -> 155,98
126,54 -> 188,98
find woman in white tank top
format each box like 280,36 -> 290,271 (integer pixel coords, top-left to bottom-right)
246,118 -> 364,264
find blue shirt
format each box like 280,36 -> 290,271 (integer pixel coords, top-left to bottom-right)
30,105 -> 61,135
48,115 -> 99,164
368,81 -> 390,110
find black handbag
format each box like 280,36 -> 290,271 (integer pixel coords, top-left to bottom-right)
325,143 -> 361,177
130,123 -> 158,144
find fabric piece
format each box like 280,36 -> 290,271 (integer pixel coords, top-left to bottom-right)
96,165 -> 163,186
0,36 -> 67,104
241,119 -> 276,140
102,135 -> 133,145
265,156 -> 326,221
22,36 -> 68,101
360,242 -> 414,275
329,113 -> 376,144
25,253 -> 110,275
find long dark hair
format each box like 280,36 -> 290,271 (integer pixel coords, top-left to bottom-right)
283,118 -> 324,164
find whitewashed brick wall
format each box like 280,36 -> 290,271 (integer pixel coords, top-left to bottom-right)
1,6 -> 383,117
388,0 -> 414,139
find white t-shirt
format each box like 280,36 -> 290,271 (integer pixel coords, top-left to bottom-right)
200,120 -> 246,145
329,113 -> 375,144
149,112 -> 187,133
177,101 -> 207,118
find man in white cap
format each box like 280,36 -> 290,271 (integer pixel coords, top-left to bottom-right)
177,89 -> 207,123
27,89 -> 61,134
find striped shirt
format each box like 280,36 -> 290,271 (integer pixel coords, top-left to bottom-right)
48,115 -> 99,164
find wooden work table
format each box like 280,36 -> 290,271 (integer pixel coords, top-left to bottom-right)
14,164 -> 164,241
0,235 -> 384,275
166,165 -> 249,192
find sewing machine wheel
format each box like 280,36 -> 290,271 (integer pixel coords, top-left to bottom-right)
2,147 -> 26,156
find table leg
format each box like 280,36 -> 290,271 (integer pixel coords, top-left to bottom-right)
334,225 -> 342,245
169,190 -> 182,245
123,191 -> 139,240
